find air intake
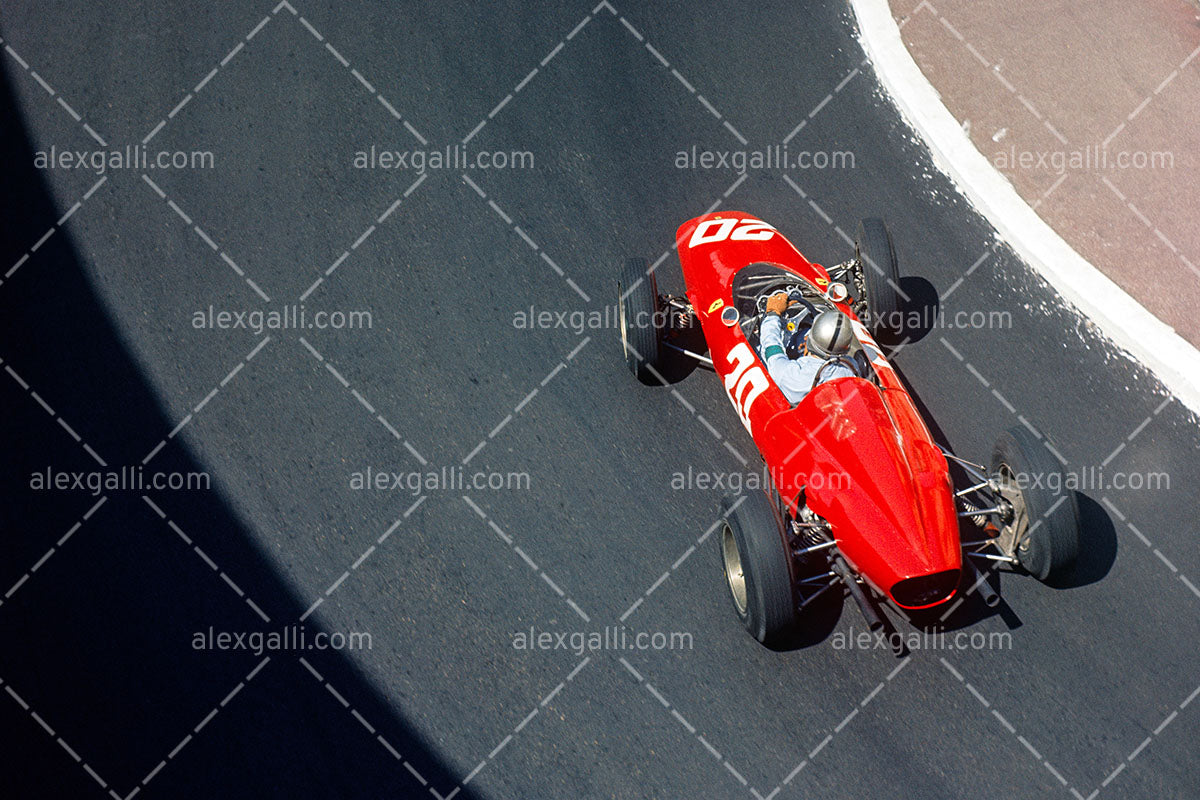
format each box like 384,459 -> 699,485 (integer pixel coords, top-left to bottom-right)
891,569 -> 959,608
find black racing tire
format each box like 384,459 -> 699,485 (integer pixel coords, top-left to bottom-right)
617,258 -> 665,384
855,218 -> 904,345
990,427 -> 1081,581
718,491 -> 797,646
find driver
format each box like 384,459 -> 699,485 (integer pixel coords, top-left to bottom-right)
760,292 -> 855,404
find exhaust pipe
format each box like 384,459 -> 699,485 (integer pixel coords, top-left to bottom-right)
963,558 -> 1000,607
831,556 -> 885,631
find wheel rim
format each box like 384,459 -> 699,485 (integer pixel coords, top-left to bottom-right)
993,464 -> 1029,558
721,523 -> 748,614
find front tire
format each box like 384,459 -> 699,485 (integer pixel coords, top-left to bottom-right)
990,427 -> 1081,580
617,258 -> 665,384
855,218 -> 904,345
718,492 -> 797,646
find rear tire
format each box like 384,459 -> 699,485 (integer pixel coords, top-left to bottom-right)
990,427 -> 1081,580
617,258 -> 665,384
855,218 -> 904,345
718,492 -> 797,646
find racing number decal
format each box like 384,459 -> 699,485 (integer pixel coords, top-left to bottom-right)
723,343 -> 768,433
688,218 -> 778,248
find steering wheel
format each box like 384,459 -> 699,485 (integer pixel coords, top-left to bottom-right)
755,287 -> 816,354
756,284 -> 808,313
783,295 -> 817,357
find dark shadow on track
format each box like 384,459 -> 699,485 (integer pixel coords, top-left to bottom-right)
1046,492 -> 1116,589
895,276 -> 940,346
769,588 -> 845,652
0,58 -> 481,800
655,321 -> 706,384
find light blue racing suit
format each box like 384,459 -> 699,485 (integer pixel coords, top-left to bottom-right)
759,313 -> 854,405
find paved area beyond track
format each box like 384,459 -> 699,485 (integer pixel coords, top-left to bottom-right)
892,0 -> 1200,345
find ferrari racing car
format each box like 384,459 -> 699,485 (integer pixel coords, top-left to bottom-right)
617,213 -> 1081,645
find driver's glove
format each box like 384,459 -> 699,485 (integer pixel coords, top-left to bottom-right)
765,291 -> 795,316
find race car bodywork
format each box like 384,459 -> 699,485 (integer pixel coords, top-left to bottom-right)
618,212 -> 1081,645
677,212 -> 960,609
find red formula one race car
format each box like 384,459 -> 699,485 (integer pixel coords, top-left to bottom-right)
618,213 -> 1081,646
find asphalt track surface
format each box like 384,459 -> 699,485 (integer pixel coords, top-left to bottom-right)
1,2 -> 1197,799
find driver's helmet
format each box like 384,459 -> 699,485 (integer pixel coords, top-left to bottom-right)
805,310 -> 854,359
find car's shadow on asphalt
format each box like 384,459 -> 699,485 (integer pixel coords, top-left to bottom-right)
1046,492 -> 1117,589
772,590 -> 845,652
894,275 -> 940,347
0,59 -> 482,800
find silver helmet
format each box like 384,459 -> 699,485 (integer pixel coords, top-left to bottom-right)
806,310 -> 854,359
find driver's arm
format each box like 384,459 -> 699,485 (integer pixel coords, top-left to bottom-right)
759,312 -> 790,362
761,309 -> 850,403
761,314 -> 821,385
760,291 -> 795,360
